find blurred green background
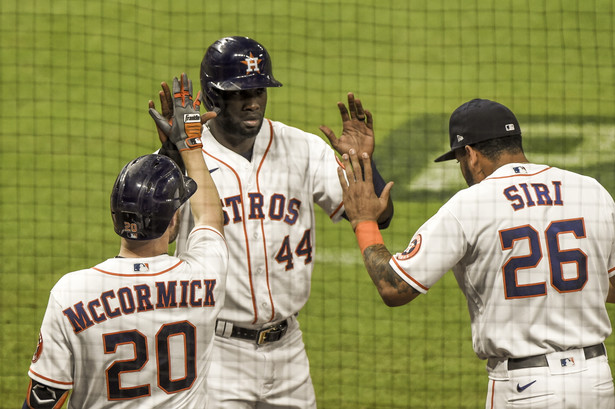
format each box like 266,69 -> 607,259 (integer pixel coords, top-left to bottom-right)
1,0 -> 614,408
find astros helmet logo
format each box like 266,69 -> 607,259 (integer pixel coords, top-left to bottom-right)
241,52 -> 262,74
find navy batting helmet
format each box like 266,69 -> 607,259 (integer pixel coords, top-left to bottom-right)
110,154 -> 197,240
200,36 -> 282,111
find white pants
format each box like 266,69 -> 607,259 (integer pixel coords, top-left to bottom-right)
486,348 -> 614,408
206,316 -> 317,409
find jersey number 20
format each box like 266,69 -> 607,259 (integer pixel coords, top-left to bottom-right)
499,218 -> 587,299
103,320 -> 196,400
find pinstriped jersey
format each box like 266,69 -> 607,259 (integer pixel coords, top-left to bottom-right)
175,119 -> 345,327
390,163 -> 615,360
28,227 -> 228,408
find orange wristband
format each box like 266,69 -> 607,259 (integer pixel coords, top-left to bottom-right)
355,220 -> 384,254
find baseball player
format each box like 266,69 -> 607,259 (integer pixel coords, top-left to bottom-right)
148,36 -> 393,408
337,99 -> 615,408
24,74 -> 228,408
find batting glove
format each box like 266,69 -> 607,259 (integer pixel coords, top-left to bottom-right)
149,73 -> 203,152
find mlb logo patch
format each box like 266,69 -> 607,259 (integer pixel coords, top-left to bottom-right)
134,263 -> 149,272
505,123 -> 515,131
513,166 -> 527,174
560,357 -> 575,367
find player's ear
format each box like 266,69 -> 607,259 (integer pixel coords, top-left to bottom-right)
465,145 -> 478,165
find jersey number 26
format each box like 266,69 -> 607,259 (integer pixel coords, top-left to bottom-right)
499,218 -> 587,299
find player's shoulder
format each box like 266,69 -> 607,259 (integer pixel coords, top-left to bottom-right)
48,266 -> 102,300
269,119 -> 328,144
548,165 -> 610,194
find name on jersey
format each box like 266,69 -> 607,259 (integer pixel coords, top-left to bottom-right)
62,279 -> 217,334
503,181 -> 563,211
222,192 -> 302,225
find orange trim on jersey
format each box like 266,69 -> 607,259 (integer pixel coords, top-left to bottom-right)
390,257 -> 429,291
329,201 -> 345,220
485,166 -> 552,180
29,368 -> 74,386
203,138 -> 259,324
92,260 -> 184,277
489,379 -> 495,409
609,266 -> 615,274
255,119 -> 277,322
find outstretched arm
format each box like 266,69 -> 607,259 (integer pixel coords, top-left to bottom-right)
337,149 -> 419,306
321,93 -> 394,227
149,73 -> 224,233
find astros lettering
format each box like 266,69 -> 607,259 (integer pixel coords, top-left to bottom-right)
222,193 -> 301,225
62,279 -> 217,334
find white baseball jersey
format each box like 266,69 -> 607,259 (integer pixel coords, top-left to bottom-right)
175,119 -> 344,327
28,226 -> 228,408
390,163 -> 615,360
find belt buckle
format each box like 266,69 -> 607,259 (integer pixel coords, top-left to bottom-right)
257,327 -> 274,345
256,322 -> 286,345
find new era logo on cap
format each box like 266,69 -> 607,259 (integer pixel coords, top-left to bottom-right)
456,135 -> 464,142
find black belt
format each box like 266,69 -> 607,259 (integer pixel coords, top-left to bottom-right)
508,343 -> 606,371
218,319 -> 289,345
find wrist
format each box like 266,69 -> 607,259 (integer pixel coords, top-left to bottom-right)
354,220 -> 384,254
175,136 -> 203,151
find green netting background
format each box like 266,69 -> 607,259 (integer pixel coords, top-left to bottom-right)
1,0 -> 614,408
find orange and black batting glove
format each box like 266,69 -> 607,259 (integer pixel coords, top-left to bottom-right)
149,72 -> 203,152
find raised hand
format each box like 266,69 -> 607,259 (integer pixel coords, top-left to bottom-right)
337,149 -> 393,231
149,73 -> 211,152
148,80 -> 173,145
320,92 -> 375,157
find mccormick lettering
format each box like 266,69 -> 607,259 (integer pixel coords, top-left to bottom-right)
62,279 -> 216,334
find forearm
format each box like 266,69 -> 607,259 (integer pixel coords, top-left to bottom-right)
354,221 -> 418,306
370,161 -> 393,228
180,149 -> 224,232
363,244 -> 419,306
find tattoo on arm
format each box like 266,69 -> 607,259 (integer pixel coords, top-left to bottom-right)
363,244 -> 419,297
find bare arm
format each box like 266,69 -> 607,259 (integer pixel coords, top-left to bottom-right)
337,149 -> 418,306
180,145 -> 224,233
363,244 -> 420,306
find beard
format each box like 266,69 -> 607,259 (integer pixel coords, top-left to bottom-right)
460,159 -> 476,187
215,112 -> 263,140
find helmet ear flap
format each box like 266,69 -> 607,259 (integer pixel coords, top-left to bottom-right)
203,86 -> 224,113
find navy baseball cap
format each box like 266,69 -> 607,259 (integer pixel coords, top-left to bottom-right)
434,98 -> 521,162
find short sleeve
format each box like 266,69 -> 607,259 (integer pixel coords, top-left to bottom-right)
28,293 -> 74,389
312,141 -> 345,222
389,205 -> 467,293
